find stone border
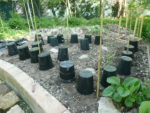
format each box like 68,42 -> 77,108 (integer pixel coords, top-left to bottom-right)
0,59 -> 70,113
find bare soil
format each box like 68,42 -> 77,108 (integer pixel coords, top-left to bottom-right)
0,25 -> 149,113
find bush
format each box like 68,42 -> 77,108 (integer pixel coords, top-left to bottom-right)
68,17 -> 87,27
102,76 -> 150,108
142,16 -> 150,41
8,13 -> 27,30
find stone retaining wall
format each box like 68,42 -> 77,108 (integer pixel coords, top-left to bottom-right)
0,59 -> 70,113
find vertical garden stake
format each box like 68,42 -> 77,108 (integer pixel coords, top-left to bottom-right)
31,0 -> 41,54
96,0 -> 104,98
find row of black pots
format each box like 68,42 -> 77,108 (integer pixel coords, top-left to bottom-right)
101,38 -> 139,88
6,41 -> 94,95
60,60 -> 94,95
47,34 -> 102,46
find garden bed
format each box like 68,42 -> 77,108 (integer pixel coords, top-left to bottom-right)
0,26 -> 149,113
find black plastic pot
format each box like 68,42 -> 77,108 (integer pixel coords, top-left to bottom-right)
47,36 -> 53,44
85,35 -> 92,43
35,34 -> 44,45
32,41 -> 43,51
124,45 -> 135,53
59,61 -> 75,82
122,50 -> 134,59
30,47 -> 39,63
57,34 -> 64,43
117,56 -> 132,76
58,46 -> 69,61
80,39 -> 89,50
94,35 -> 101,45
77,70 -> 93,95
7,42 -> 18,56
101,65 -> 117,88
50,37 -> 59,46
129,39 -> 138,52
38,52 -> 53,70
70,34 -> 78,43
17,45 -> 30,60
15,38 -> 28,46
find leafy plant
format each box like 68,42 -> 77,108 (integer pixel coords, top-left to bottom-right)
102,76 -> 150,108
8,13 -> 27,30
139,101 -> 150,113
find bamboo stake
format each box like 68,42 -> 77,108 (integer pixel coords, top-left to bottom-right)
23,0 -> 31,32
96,0 -> 104,98
117,16 -> 122,39
139,17 -> 144,39
27,0 -> 35,30
31,0 -> 41,53
0,16 -> 4,33
133,18 -> 138,38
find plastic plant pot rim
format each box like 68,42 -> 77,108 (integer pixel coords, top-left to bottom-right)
125,45 -> 134,49
122,50 -> 133,55
38,52 -> 50,57
103,65 -> 117,72
129,38 -> 139,42
17,45 -> 28,49
7,42 -> 16,46
30,47 -> 39,52
60,61 -> 74,68
79,70 -> 93,78
32,41 -> 42,46
121,56 -> 132,62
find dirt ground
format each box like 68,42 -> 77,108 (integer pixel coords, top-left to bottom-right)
0,25 -> 149,113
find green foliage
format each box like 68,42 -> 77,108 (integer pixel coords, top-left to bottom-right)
8,13 -> 27,30
102,76 -> 150,108
68,17 -> 86,26
142,17 -> 150,41
139,101 -> 150,113
35,17 -> 63,28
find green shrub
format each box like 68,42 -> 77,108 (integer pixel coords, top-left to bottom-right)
8,13 -> 27,30
102,76 -> 150,108
139,101 -> 150,113
142,17 -> 150,41
68,17 -> 87,27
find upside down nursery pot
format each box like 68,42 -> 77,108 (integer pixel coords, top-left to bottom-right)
35,34 -> 44,45
122,50 -> 134,59
47,36 -> 53,43
7,42 -> 18,56
129,39 -> 139,52
77,70 -> 93,95
94,35 -> 102,45
32,41 -> 43,51
80,39 -> 89,50
70,34 -> 78,43
59,61 -> 75,82
57,34 -> 64,43
124,45 -> 135,53
58,46 -> 69,61
38,52 -> 53,70
17,45 -> 30,60
117,56 -> 132,76
50,37 -> 59,47
85,35 -> 92,43
29,47 -> 39,63
101,65 -> 117,88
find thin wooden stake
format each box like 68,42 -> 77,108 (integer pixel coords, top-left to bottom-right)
139,17 -> 144,39
96,0 -> 104,98
31,0 -> 41,53
23,0 -> 31,32
117,16 -> 122,39
133,18 -> 138,38
0,16 -> 4,33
